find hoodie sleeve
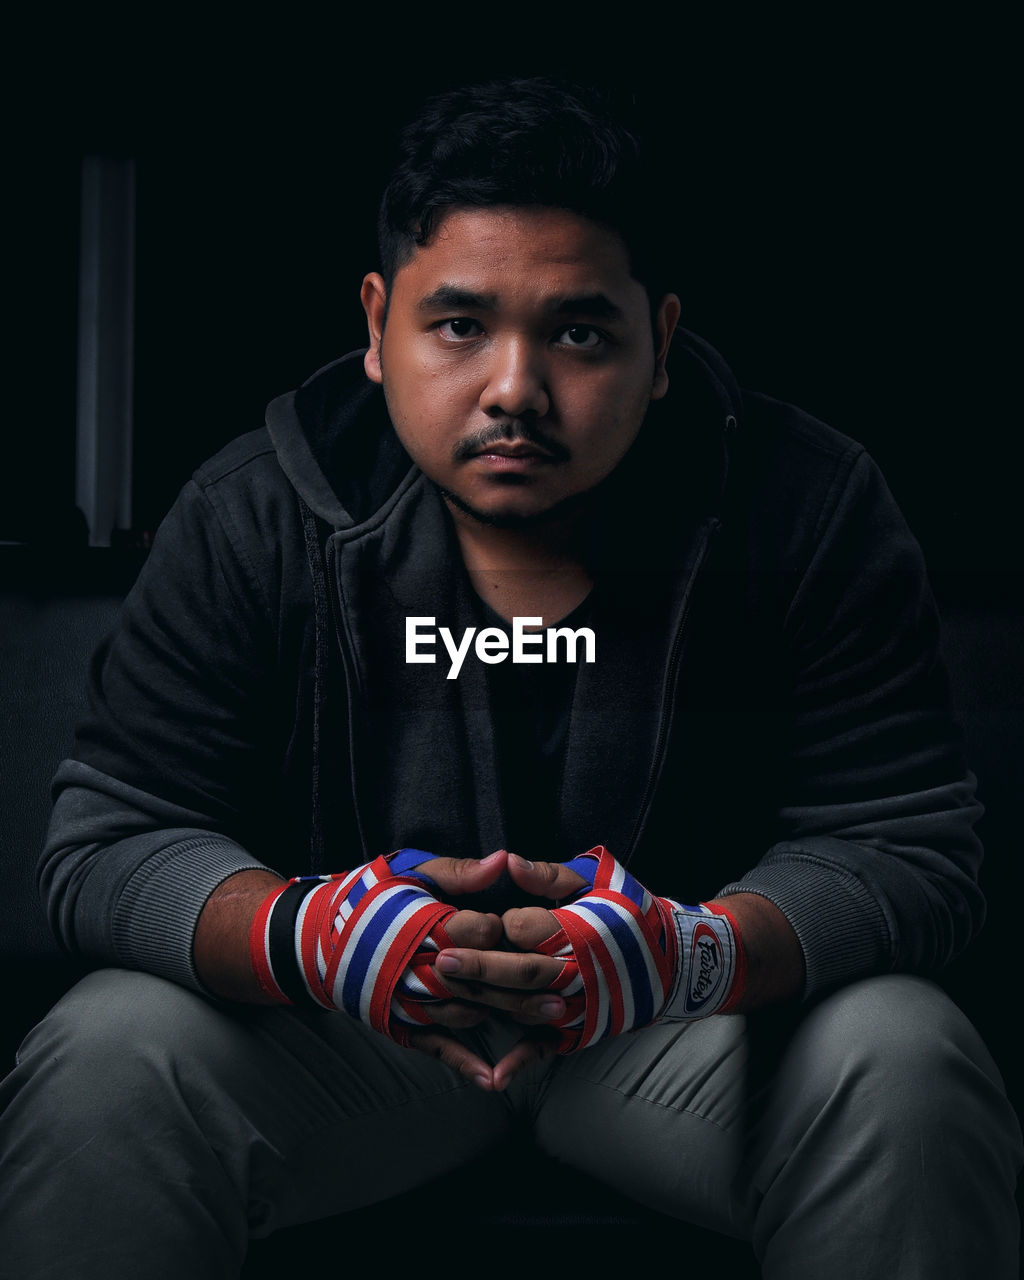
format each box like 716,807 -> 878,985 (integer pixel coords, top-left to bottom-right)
718,447 -> 985,999
38,476 -> 282,993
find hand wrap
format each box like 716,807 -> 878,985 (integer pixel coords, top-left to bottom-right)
537,846 -> 746,1053
249,849 -> 455,1045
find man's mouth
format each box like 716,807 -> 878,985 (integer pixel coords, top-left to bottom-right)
466,440 -> 560,473
471,440 -> 555,460
455,426 -> 569,467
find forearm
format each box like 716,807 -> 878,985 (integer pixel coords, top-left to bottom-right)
40,764 -> 270,991
193,869 -> 286,1003
707,891 -> 804,1011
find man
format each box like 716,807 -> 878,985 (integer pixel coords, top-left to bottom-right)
1,78 -> 1020,1277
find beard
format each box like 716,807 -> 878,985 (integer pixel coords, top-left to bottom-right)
437,480 -> 601,530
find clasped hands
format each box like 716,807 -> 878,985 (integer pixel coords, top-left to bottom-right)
251,844 -> 747,1091
401,848 -> 587,1092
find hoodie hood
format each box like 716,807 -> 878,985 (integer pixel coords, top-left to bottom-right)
264,329 -> 744,539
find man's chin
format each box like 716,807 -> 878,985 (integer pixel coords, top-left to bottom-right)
438,485 -> 593,530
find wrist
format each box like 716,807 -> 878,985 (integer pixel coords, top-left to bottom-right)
194,869 -> 287,1004
704,892 -> 804,1011
247,850 -> 458,1042
659,899 -> 747,1021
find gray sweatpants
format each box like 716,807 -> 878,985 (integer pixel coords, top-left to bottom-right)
0,968 -> 1020,1278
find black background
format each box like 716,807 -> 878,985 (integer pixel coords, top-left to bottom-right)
6,8 -> 1018,580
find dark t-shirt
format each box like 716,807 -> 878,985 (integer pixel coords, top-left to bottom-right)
475,592 -> 595,863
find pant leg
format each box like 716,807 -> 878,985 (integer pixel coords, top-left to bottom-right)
747,976 -> 1021,1279
0,968 -> 515,1280
528,974 -> 1022,1279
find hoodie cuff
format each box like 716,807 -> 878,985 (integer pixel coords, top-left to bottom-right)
717,855 -> 894,1000
111,837 -> 268,994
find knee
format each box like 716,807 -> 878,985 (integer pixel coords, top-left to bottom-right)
12,969 -> 227,1116
780,974 -> 1013,1138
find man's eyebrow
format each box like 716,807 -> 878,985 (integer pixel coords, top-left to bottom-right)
415,286 -> 626,321
416,286 -> 498,313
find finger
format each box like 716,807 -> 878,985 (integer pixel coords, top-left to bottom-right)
403,1027 -> 495,1090
435,946 -> 564,990
502,905 -> 560,952
505,853 -> 588,901
437,979 -> 566,1024
444,909 -> 503,950
490,1029 -> 560,1092
421,850 -> 509,897
418,1000 -> 490,1029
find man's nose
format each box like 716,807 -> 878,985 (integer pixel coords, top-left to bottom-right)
478,338 -> 550,419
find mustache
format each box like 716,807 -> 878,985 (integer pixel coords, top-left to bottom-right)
452,422 -> 570,463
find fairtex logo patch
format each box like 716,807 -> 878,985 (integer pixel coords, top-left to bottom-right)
405,616 -> 596,680
684,922 -> 725,1014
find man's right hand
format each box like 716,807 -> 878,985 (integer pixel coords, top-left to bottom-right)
196,851 -> 576,1094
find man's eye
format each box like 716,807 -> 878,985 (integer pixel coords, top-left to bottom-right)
438,318 -> 482,340
556,325 -> 602,348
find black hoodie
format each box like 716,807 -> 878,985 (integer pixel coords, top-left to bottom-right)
39,331 -> 985,1000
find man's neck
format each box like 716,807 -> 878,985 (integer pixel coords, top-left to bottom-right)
447,500 -> 594,626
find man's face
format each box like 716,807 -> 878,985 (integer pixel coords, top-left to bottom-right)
361,206 -> 679,526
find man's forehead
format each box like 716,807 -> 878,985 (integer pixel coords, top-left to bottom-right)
389,205 -> 644,309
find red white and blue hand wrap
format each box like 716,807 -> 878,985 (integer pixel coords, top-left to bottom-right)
537,846 -> 747,1054
249,849 -> 455,1046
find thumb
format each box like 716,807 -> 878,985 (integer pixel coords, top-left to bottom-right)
419,849 -> 509,897
506,853 -> 588,901
502,905 -> 561,952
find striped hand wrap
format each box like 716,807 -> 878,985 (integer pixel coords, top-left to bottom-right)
536,847 -> 746,1054
249,849 -> 456,1045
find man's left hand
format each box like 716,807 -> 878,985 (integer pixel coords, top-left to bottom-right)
439,848 -> 751,1058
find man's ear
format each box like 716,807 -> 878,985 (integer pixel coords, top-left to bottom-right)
650,292 -> 681,401
360,272 -> 387,384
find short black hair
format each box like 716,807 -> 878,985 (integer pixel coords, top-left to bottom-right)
376,78 -> 674,304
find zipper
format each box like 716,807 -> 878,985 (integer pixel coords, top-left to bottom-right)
622,515 -> 721,865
